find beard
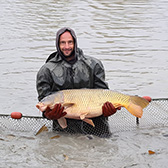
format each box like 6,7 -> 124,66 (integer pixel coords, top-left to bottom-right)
61,49 -> 75,58
60,48 -> 77,64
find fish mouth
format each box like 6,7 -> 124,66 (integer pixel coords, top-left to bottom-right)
36,104 -> 40,109
36,102 -> 46,112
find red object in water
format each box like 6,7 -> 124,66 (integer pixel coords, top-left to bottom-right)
11,112 -> 22,119
142,96 -> 152,102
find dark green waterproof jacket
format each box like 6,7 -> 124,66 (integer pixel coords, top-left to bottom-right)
36,48 -> 109,101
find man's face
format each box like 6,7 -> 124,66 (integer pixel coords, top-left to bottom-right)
59,31 -> 74,57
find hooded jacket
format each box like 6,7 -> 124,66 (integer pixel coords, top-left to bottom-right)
36,27 -> 108,101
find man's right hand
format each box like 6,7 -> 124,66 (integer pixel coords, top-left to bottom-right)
43,104 -> 67,120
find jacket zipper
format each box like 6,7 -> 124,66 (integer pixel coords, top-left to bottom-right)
70,66 -> 74,88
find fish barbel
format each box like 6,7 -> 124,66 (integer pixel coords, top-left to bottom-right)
36,89 -> 149,128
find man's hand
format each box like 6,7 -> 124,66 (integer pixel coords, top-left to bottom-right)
102,102 -> 121,117
43,104 -> 67,120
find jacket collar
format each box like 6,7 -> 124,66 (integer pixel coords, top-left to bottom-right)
46,48 -> 85,64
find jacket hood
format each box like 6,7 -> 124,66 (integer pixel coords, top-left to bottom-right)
56,27 -> 78,62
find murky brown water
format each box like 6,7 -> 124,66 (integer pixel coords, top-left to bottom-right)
0,0 -> 168,167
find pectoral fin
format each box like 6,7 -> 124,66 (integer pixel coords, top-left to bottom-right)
63,103 -> 75,108
57,117 -> 67,129
83,119 -> 95,127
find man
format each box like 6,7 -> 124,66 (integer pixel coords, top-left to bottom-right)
36,27 -> 121,137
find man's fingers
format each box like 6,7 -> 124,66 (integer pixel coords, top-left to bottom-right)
53,104 -> 65,118
61,112 -> 67,117
53,104 -> 61,112
45,106 -> 51,113
117,107 -> 121,110
46,111 -> 54,119
107,102 -> 116,113
102,104 -> 108,113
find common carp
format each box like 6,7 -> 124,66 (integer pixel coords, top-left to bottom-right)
36,89 -> 149,128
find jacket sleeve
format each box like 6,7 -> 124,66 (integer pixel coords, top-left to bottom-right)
93,60 -> 109,89
36,66 -> 54,101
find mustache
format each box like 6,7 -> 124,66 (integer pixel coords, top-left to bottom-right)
62,48 -> 72,51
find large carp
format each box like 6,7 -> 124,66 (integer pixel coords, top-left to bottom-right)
36,89 -> 149,128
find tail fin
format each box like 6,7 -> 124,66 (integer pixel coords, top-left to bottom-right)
125,96 -> 149,118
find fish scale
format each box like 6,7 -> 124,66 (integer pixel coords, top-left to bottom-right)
36,89 -> 149,128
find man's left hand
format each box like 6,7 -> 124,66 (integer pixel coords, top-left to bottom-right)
102,102 -> 121,117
